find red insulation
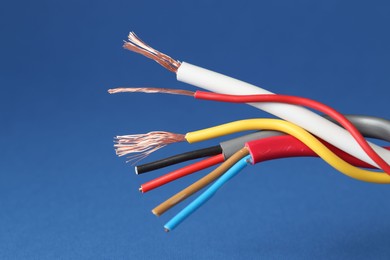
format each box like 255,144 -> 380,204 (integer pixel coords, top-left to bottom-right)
247,135 -> 390,168
140,154 -> 225,193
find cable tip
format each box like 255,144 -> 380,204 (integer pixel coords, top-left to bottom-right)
107,89 -> 115,94
134,166 -> 139,175
114,131 -> 185,160
151,209 -> 160,217
123,32 -> 181,73
164,227 -> 170,233
138,187 -> 143,193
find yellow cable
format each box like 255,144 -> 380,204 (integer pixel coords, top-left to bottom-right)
185,118 -> 390,184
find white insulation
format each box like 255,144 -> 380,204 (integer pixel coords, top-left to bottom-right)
177,62 -> 390,167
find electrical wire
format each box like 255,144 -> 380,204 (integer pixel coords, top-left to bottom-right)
110,87 -> 390,175
110,96 -> 390,169
324,115 -> 390,142
177,63 -> 390,168
221,114 -> 390,158
152,147 -> 249,216
153,140 -> 390,217
164,154 -> 252,232
152,117 -> 390,216
121,33 -> 390,169
162,134 -> 390,231
185,119 -> 390,183
220,131 -> 281,159
117,33 -> 390,232
246,135 -> 390,166
115,118 -> 390,183
194,91 -> 390,174
143,130 -> 390,193
139,154 -> 225,193
136,115 -> 390,190
135,145 -> 222,174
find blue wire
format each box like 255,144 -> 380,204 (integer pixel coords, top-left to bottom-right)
164,155 -> 252,232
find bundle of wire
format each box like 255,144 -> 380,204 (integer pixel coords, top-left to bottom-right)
110,32 -> 390,232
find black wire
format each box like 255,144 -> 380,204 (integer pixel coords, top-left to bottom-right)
135,145 -> 223,174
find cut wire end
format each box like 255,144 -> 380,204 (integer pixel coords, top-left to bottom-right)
123,32 -> 181,73
108,87 -> 194,97
114,131 -> 185,164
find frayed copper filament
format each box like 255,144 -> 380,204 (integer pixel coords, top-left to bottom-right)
123,32 -> 181,73
114,131 -> 185,163
108,87 -> 194,97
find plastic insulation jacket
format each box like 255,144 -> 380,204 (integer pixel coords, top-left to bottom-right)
152,148 -> 249,216
154,141 -> 390,217
194,91 -> 390,174
220,131 -> 282,158
185,118 -> 390,183
140,154 -> 224,193
177,62 -> 390,167
246,135 -> 390,167
135,145 -> 222,174
164,155 -> 252,231
220,115 -> 390,159
325,115 -> 390,141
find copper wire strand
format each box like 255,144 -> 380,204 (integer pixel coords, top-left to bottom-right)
124,146 -> 166,165
128,32 -> 180,68
108,87 -> 194,96
123,42 -> 176,73
114,131 -> 185,163
124,32 -> 181,73
152,147 -> 249,216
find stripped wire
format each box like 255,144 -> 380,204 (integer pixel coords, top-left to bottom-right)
123,32 -> 181,73
114,118 -> 390,183
114,131 -> 185,163
121,35 -> 390,172
115,115 -> 390,176
115,32 -> 390,232
108,87 -> 193,96
109,87 -> 390,175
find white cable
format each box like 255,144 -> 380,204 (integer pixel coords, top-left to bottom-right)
177,62 -> 390,167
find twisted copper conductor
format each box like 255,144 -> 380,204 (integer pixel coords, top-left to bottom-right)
114,131 -> 185,163
108,87 -> 194,96
123,32 -> 181,73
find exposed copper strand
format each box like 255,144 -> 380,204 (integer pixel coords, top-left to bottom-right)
108,87 -> 194,96
123,32 -> 181,73
123,42 -> 177,73
128,32 -> 178,66
114,131 -> 185,163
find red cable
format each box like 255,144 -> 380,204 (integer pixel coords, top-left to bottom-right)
246,135 -> 390,167
194,91 -> 390,175
140,154 -> 225,193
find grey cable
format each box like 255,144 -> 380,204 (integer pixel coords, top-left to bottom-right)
220,131 -> 281,158
325,115 -> 390,141
220,115 -> 390,159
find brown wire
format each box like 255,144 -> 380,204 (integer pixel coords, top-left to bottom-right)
152,147 -> 249,216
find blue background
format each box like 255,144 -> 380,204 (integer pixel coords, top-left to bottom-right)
1,0 -> 390,259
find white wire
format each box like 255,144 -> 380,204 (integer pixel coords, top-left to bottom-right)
176,62 -> 390,167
